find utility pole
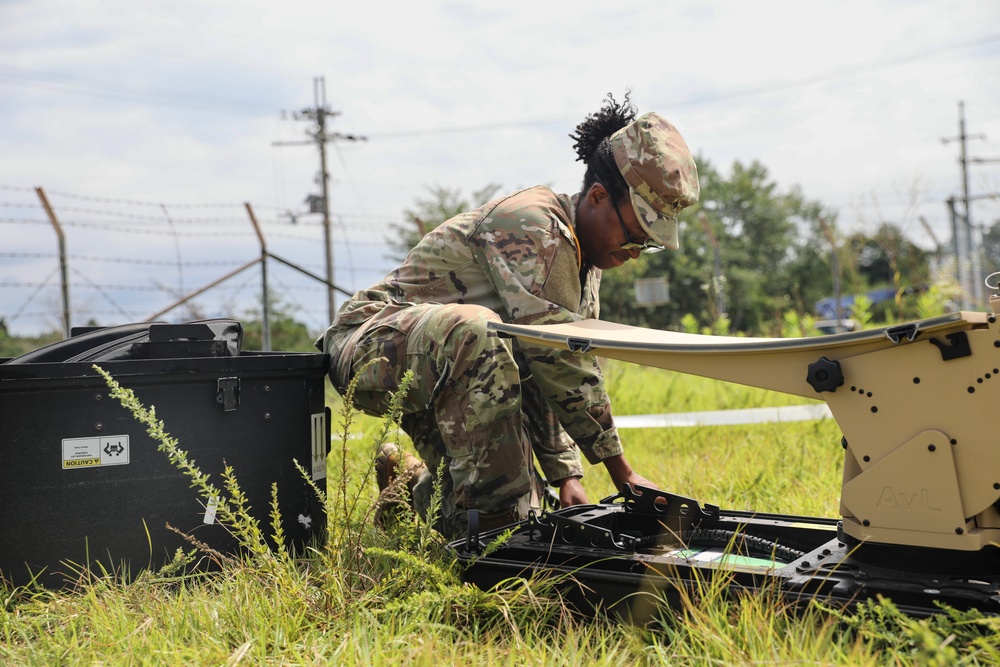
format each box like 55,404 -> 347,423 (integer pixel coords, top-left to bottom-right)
942,101 -> 986,308
274,77 -> 366,324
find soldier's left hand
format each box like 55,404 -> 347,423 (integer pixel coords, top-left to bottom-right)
557,476 -> 590,507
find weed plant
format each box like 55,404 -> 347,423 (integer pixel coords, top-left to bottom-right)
3,360 -> 1000,665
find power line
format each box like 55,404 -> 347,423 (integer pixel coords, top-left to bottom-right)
0,185 -> 285,210
369,33 -> 1000,140
3,32 -> 993,138
0,65 -> 279,115
667,32 -> 1000,109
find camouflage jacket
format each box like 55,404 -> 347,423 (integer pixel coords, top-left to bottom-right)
326,185 -> 623,470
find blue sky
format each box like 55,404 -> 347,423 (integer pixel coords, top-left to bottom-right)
2,0 -> 999,337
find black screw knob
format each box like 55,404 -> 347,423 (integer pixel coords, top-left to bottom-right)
807,357 -> 845,393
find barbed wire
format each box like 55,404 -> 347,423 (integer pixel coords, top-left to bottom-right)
59,220 -> 258,235
0,252 -> 249,267
25,205 -> 254,223
0,218 -> 48,225
6,311 -> 67,320
0,206 -> 399,230
2,281 -> 160,292
0,216 -> 397,233
69,266 -> 132,319
265,231 -> 330,242
42,189 -> 249,209
0,277 -> 395,291
19,221 -> 394,243
65,210 -> 252,226
6,267 -> 58,324
5,305 -> 339,321
0,187 -> 403,335
0,183 -> 391,215
57,222 -> 261,237
0,201 -> 42,209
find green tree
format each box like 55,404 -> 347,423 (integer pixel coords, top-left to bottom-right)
600,157 -> 835,335
844,224 -> 930,322
386,183 -> 502,262
241,297 -> 317,352
0,323 -> 61,358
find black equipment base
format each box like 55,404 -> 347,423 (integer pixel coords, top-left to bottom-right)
451,487 -> 1000,620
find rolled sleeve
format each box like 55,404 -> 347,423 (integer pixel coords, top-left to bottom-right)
535,446 -> 585,483
584,423 -> 623,463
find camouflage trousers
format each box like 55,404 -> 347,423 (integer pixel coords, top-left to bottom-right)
324,303 -> 569,538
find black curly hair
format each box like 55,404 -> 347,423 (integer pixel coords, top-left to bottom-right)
569,91 -> 637,205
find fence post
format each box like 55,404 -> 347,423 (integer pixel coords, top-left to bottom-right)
35,187 -> 70,337
245,203 -> 271,351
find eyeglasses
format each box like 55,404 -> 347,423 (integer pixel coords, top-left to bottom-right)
607,190 -> 665,254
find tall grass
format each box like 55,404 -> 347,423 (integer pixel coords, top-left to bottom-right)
3,360 -> 1000,665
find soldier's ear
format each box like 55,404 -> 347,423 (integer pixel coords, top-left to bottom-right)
586,182 -> 608,208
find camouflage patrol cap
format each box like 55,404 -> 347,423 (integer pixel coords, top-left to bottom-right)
609,112 -> 700,250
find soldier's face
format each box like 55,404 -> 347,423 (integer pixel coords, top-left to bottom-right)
577,183 -> 646,270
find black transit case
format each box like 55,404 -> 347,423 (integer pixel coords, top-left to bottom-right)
0,320 -> 330,588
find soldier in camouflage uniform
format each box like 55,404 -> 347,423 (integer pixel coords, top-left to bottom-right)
317,94 -> 700,538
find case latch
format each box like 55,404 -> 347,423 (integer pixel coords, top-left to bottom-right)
216,377 -> 240,411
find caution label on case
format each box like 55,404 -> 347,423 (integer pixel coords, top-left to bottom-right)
62,435 -> 130,469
